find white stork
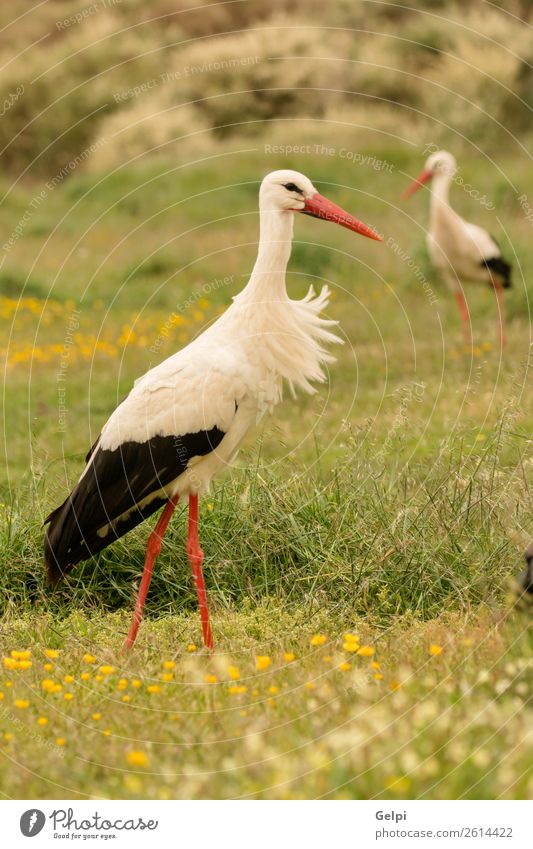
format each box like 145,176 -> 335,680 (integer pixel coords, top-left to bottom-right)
44,169 -> 381,650
403,150 -> 512,347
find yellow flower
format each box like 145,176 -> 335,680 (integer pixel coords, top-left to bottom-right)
11,650 -> 31,660
56,737 -> 66,747
83,654 -> 96,664
80,672 -> 90,681
4,733 -> 13,742
45,649 -> 59,659
343,633 -> 359,643
339,662 -> 351,672
117,678 -> 128,690
41,678 -> 57,692
304,681 -> 316,690
103,729 -> 111,737
374,673 -> 383,681
187,644 -> 197,653
63,675 -> 74,684
127,750 -> 149,768
255,656 -> 272,671
37,717 -> 48,726
357,646 -> 375,657
18,660 -> 32,670
310,634 -> 327,647
99,665 -> 115,675
268,685 -> 279,695
95,675 -> 103,683
228,685 -> 247,695
2,657 -> 17,670
131,679 -> 142,689
429,644 -> 443,656
92,713 -> 102,721
390,680 -> 401,691
205,674 -> 218,684
0,693 -> 3,701
372,661 -> 381,670
162,660 -> 176,671
43,663 -> 53,673
161,673 -> 173,683
15,699 -> 29,709
63,692 -> 74,701
122,695 -> 131,703
283,652 -> 295,663
343,642 -> 359,653
227,666 -> 240,680
146,685 -> 161,694
323,656 -> 332,664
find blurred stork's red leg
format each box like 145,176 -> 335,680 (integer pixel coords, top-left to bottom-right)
454,289 -> 471,347
494,279 -> 506,347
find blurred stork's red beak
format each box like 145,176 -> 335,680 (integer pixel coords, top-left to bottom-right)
402,168 -> 433,199
296,193 -> 382,241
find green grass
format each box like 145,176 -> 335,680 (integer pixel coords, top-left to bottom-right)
1,142 -> 532,799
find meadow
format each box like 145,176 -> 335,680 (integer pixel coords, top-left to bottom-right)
0,0 -> 531,801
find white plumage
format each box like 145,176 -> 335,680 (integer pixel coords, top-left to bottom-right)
44,168 -> 381,649
405,150 -> 512,346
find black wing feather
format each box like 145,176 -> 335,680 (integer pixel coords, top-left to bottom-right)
44,427 -> 225,584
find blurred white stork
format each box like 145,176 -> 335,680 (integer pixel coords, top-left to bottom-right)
44,169 -> 381,650
404,150 -> 511,347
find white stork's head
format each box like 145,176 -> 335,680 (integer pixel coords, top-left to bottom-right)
403,150 -> 457,198
259,169 -> 381,240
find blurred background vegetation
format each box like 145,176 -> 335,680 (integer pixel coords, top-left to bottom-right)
0,0 -> 531,177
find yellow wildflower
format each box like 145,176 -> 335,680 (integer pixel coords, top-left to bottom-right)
146,685 -> 161,694
357,646 -> 375,657
15,699 -> 29,709
63,675 -> 74,684
11,650 -> 31,661
63,693 -> 74,701
228,666 -> 240,680
205,674 -> 218,684
4,733 -> 13,741
131,679 -> 142,689
162,660 -> 176,671
255,656 -> 272,671
127,750 -> 149,768
343,642 -> 359,653
37,717 -> 48,726
343,633 -> 359,643
2,658 -> 17,670
304,681 -> 316,690
95,675 -> 103,683
268,686 -> 279,695
41,678 -> 56,692
80,672 -> 90,682
122,695 -> 131,703
429,644 -> 443,656
187,644 -> 197,653
339,662 -> 351,672
56,738 -> 66,746
103,729 -> 111,737
374,673 -> 383,681
83,654 -> 96,664
228,685 -> 247,695
161,673 -> 173,683
283,652 -> 295,663
99,665 -> 115,675
43,663 -> 53,672
44,649 -> 59,659
92,713 -> 102,721
372,661 -> 381,670
117,679 -> 128,690
310,634 -> 327,647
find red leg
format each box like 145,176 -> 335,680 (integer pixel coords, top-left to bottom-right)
122,494 -> 180,651
454,288 -> 471,347
494,280 -> 506,347
187,494 -> 214,650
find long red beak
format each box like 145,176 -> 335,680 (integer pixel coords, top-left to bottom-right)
402,168 -> 433,199
297,192 -> 382,241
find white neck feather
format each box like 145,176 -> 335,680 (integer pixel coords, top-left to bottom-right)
226,206 -> 341,405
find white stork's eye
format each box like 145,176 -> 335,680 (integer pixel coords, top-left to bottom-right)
283,182 -> 304,195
